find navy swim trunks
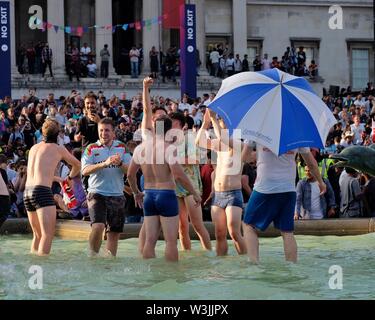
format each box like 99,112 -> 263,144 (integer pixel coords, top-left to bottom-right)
143,189 -> 179,218
243,190 -> 296,232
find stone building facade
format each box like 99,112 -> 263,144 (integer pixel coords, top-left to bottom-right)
10,0 -> 374,92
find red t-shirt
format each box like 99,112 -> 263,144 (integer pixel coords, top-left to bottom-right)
200,164 -> 214,205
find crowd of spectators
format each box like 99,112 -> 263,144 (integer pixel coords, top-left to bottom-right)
0,80 -> 374,225
206,45 -> 318,80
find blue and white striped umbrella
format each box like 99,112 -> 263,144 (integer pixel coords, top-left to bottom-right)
208,69 -> 337,156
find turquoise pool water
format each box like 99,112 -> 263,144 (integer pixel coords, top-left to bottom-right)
0,234 -> 374,300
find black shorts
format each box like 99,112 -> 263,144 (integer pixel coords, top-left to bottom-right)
87,193 -> 126,233
0,195 -> 10,227
24,186 -> 55,212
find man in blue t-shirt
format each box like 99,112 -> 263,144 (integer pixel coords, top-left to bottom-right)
82,118 -> 131,257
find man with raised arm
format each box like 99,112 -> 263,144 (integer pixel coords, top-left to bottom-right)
127,78 -> 201,262
196,110 -> 248,256
24,119 -> 81,256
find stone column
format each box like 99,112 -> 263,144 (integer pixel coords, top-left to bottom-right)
47,0 -> 65,75
95,0 -> 115,76
9,0 -> 17,75
191,0 -> 207,75
232,0 -> 247,57
142,0 -> 161,74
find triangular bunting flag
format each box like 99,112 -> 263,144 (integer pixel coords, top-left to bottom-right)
54,25 -> 59,33
129,23 -> 134,28
65,26 -> 71,34
112,26 -> 116,33
76,26 -> 83,37
122,24 -> 129,31
83,27 -> 89,33
135,21 -> 141,30
47,23 -> 53,29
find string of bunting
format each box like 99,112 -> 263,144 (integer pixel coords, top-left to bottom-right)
32,14 -> 169,36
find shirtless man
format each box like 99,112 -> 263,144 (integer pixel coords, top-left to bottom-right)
196,110 -> 248,256
24,119 -> 81,256
136,77 -> 169,254
0,168 -> 10,229
127,78 -> 201,262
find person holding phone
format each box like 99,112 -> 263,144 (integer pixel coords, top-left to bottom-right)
74,92 -> 101,149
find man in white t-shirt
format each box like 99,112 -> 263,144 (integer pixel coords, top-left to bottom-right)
210,48 -> 220,77
129,46 -> 140,78
350,116 -> 365,145
261,53 -> 271,70
57,129 -> 71,146
80,43 -> 91,65
243,145 -> 326,263
178,95 -> 192,113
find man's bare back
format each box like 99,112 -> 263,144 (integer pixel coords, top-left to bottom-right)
26,142 -> 81,188
133,141 -> 176,191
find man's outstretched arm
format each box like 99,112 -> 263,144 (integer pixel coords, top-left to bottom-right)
142,77 -> 154,132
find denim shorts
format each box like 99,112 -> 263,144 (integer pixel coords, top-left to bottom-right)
243,191 -> 296,232
212,190 -> 244,209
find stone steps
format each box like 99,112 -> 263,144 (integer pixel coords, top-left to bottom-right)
11,75 -> 222,92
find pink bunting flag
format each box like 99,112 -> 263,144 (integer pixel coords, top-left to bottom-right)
76,26 -> 83,37
135,21 -> 141,31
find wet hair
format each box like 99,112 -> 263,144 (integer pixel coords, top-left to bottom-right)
99,117 -> 115,129
169,112 -> 186,128
42,119 -> 60,144
152,106 -> 167,115
155,115 -> 172,137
